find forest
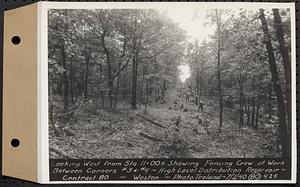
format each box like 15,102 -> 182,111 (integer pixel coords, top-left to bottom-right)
48,8 -> 292,159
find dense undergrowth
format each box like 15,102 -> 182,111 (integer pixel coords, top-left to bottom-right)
49,92 -> 280,159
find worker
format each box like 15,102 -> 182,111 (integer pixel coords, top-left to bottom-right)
198,99 -> 204,112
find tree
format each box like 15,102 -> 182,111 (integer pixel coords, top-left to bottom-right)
208,9 -> 225,133
273,9 -> 291,136
259,9 -> 289,158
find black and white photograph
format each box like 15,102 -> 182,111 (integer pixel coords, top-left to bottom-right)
48,4 -> 295,161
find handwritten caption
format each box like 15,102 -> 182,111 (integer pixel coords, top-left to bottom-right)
49,158 -> 290,181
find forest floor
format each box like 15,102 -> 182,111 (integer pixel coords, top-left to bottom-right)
49,90 -> 280,159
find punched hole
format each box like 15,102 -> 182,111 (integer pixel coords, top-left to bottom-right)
11,36 -> 21,45
11,139 -> 20,147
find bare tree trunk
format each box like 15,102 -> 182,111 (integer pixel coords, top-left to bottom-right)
215,9 -> 223,133
80,60 -> 84,96
131,16 -> 141,110
49,82 -> 60,135
244,96 -> 250,126
268,85 -> 272,120
70,56 -> 74,105
61,44 -> 68,111
57,80 -> 62,96
162,80 -> 166,99
131,49 -> 138,109
114,64 -> 121,109
60,10 -> 69,111
204,79 -> 207,98
255,85 -> 261,129
239,74 -> 244,128
101,32 -> 114,108
200,76 -> 203,97
84,51 -> 90,101
217,41 -> 223,133
260,9 -> 289,158
196,71 -> 199,98
139,65 -> 146,108
144,79 -> 149,114
98,63 -> 105,108
251,75 -> 255,127
273,9 -> 291,137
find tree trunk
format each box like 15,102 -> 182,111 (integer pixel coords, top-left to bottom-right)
61,44 -> 68,111
69,56 -> 74,105
204,79 -> 207,98
273,9 -> 291,137
215,9 -> 223,133
260,9 -> 289,158
114,64 -> 121,109
255,86 -> 261,129
162,80 -> 166,99
101,32 -> 114,108
239,74 -> 244,128
268,85 -> 272,120
108,79 -> 114,108
61,10 -> 69,111
244,96 -> 250,126
49,83 -> 58,134
80,59 -> 84,96
131,17 -> 141,110
196,71 -> 199,98
57,80 -> 62,96
98,63 -> 105,108
139,65 -> 146,108
84,52 -> 90,101
217,40 -> 223,133
200,76 -> 203,97
131,48 -> 138,109
136,114 -> 166,129
144,79 -> 149,114
251,75 -> 255,127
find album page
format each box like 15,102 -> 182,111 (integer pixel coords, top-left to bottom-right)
3,1 -> 297,184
